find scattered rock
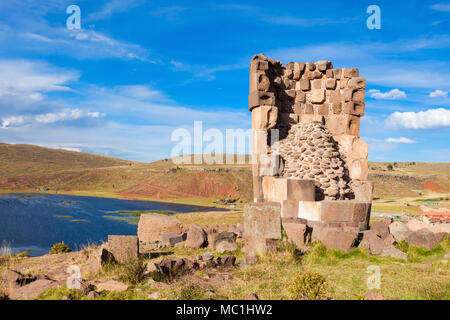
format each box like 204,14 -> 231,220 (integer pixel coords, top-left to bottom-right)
282,222 -> 308,247
216,256 -> 236,267
186,224 -> 207,248
229,224 -> 244,238
215,241 -> 238,253
383,233 -> 397,246
88,247 -> 116,273
161,233 -> 186,247
359,230 -> 384,255
148,291 -> 161,299
107,235 -> 139,263
388,222 -> 411,242
318,228 -> 358,253
4,270 -> 36,290
87,291 -> 100,299
364,291 -> 386,300
9,279 -> 58,300
370,221 -> 390,240
246,293 -> 260,300
96,280 -> 128,292
146,262 -> 159,273
202,251 -> 214,261
405,228 -> 440,250
407,219 -> 449,233
138,213 -> 183,242
380,245 -> 408,260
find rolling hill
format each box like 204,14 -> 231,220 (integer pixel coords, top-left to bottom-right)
0,143 -> 448,204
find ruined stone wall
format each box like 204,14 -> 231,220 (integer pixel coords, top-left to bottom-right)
249,54 -> 369,203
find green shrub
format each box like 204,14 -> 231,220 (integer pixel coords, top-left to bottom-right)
395,240 -> 409,253
49,241 -> 72,254
118,258 -> 146,285
287,270 -> 328,300
178,283 -> 206,300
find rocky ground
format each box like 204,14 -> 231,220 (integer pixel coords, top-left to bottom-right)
1,214 -> 449,300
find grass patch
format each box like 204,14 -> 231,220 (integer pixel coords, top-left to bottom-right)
413,197 -> 444,202
102,215 -> 139,225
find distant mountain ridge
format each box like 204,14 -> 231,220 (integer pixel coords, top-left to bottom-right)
0,143 -> 135,177
0,143 -> 448,201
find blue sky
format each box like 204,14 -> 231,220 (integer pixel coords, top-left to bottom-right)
0,0 -> 449,162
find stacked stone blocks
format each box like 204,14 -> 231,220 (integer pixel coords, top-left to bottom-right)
246,54 -> 373,255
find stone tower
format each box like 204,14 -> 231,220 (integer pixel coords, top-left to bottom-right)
244,54 -> 373,255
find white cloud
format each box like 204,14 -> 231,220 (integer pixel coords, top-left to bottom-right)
0,59 -> 79,97
368,89 -> 407,100
385,108 -> 450,129
35,109 -> 104,124
385,137 -> 416,144
1,109 -> 105,128
0,116 -> 25,129
430,3 -> 450,12
429,89 -> 448,98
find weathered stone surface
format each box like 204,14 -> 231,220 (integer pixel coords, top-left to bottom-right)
107,235 -> 139,263
343,68 -> 359,78
138,213 -> 183,243
252,105 -> 278,130
405,228 -> 440,250
96,280 -> 128,292
186,224 -> 207,248
262,176 -> 315,211
406,219 -> 450,234
244,202 -> 281,255
310,89 -> 325,104
216,256 -> 236,267
298,200 -> 371,231
4,270 -> 36,290
380,245 -> 408,260
249,71 -> 270,92
9,279 -> 57,300
370,221 -> 390,240
388,222 -> 411,242
351,181 -> 373,202
318,228 -> 358,253
248,91 -> 275,110
88,247 -> 116,273
324,114 -> 360,136
359,230 -> 384,255
283,222 -> 308,247
325,78 -> 336,90
162,233 -> 186,247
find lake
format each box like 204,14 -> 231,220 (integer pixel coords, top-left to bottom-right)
0,193 -> 222,256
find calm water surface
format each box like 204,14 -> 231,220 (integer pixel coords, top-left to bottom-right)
0,193 -> 222,256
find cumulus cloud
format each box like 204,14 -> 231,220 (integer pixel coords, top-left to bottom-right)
385,137 -> 416,144
368,89 -> 407,100
429,89 -> 448,98
385,108 -> 450,129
